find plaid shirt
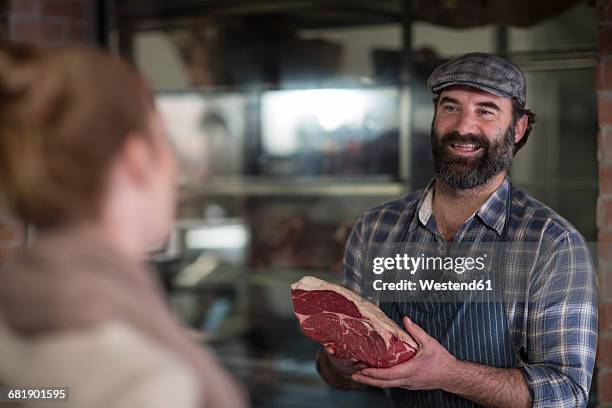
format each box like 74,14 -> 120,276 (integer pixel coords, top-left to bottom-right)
342,178 -> 598,408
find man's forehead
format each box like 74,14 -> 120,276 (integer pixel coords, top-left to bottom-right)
439,85 -> 510,105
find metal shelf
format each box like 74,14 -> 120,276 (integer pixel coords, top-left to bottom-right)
179,177 -> 409,198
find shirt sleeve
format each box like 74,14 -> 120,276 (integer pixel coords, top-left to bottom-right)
520,231 -> 598,408
342,216 -> 367,296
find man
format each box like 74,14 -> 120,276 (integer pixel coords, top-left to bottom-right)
316,53 -> 598,407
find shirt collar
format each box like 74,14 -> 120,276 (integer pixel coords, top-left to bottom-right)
415,177 -> 510,236
417,180 -> 435,228
476,177 -> 511,236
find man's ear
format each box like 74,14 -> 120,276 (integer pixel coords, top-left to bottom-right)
514,114 -> 528,145
120,134 -> 154,187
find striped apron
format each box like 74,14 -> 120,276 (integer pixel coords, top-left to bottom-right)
380,184 -> 517,407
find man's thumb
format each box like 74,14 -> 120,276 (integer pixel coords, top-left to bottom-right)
403,316 -> 428,345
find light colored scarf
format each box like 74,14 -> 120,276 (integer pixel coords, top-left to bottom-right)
0,227 -> 247,408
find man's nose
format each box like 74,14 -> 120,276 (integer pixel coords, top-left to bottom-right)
454,111 -> 479,135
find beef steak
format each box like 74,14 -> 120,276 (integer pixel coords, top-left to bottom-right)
291,276 -> 418,368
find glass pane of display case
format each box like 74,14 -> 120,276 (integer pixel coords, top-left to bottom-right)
412,23 -> 496,58
259,88 -> 400,179
510,67 -> 597,240
509,2 -> 596,52
132,21 -> 403,90
296,23 -> 401,85
156,92 -> 249,184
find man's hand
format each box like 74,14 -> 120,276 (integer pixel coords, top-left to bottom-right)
351,316 -> 532,408
323,346 -> 366,377
316,346 -> 366,390
351,316 -> 457,390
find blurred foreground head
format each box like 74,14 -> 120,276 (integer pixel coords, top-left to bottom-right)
0,43 -> 176,251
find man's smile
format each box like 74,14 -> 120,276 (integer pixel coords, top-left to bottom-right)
446,142 -> 484,157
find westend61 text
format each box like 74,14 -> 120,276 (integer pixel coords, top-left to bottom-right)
373,279 -> 493,292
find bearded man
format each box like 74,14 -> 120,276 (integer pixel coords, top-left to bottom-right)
316,53 -> 598,408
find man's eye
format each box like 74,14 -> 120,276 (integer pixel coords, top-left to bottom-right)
478,109 -> 494,116
443,105 -> 457,112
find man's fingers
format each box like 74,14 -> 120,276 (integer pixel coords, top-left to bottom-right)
359,367 -> 391,380
351,374 -> 404,389
359,364 -> 409,381
324,346 -> 335,355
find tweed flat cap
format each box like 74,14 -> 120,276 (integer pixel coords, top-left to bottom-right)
427,52 -> 526,107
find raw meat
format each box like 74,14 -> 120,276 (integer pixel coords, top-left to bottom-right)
291,276 -> 418,368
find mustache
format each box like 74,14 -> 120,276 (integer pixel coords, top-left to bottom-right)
439,131 -> 490,150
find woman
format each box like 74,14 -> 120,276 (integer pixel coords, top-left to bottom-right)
0,43 -> 247,407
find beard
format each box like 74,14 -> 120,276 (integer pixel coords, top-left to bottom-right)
430,122 -> 515,190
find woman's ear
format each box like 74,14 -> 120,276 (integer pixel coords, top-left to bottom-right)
119,134 -> 155,188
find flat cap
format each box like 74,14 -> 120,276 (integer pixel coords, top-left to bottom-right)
427,52 -> 526,107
